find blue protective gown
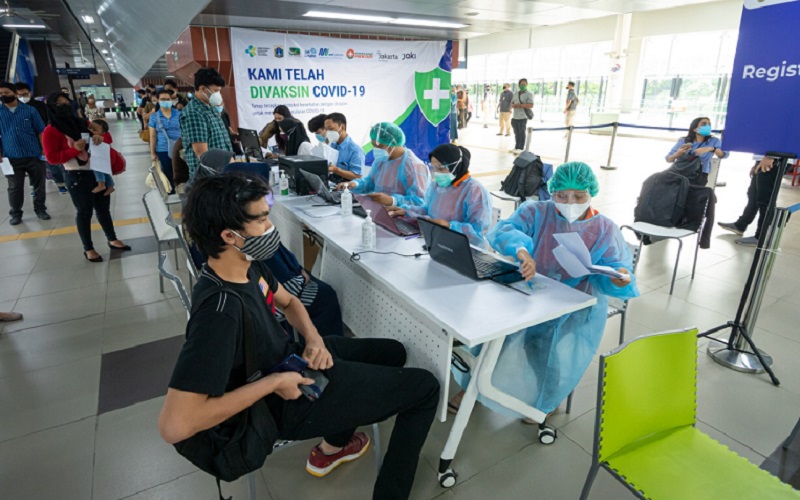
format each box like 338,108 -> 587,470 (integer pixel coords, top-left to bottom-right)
400,176 -> 492,247
454,200 -> 640,416
351,148 -> 430,207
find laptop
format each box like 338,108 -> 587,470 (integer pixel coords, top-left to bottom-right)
238,128 -> 264,160
418,218 -> 524,283
353,194 -> 419,236
299,168 -> 341,204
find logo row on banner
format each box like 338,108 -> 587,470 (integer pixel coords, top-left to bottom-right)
244,44 -> 419,61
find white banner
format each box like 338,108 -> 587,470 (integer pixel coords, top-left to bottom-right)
230,28 -> 451,152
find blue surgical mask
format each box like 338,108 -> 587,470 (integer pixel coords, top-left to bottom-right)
434,172 -> 456,188
373,148 -> 389,161
315,133 -> 326,143
697,124 -> 712,136
214,105 -> 224,113
159,101 -> 173,109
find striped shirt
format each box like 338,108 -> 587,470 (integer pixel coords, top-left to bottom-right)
179,97 -> 232,177
0,103 -> 45,158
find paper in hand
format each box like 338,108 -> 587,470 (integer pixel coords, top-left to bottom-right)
552,232 -> 625,280
0,157 -> 12,176
88,142 -> 113,175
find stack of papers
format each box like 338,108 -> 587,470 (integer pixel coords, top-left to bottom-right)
552,232 -> 625,280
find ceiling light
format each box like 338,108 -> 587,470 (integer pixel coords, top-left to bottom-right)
303,11 -> 393,23
391,18 -> 468,28
101,49 -> 108,54
81,15 -> 94,24
3,24 -> 47,29
93,37 -> 103,43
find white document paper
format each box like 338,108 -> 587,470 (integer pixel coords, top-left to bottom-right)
300,206 -> 341,218
552,232 -> 625,280
88,142 -> 112,175
0,157 -> 13,176
311,143 -> 339,166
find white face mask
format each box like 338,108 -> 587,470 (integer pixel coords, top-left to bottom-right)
205,88 -> 223,106
19,96 -> 31,104
555,201 -> 591,222
326,130 -> 340,144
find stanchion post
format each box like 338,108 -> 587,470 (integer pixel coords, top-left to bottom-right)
564,126 -> 574,163
524,127 -> 534,152
600,122 -> 619,170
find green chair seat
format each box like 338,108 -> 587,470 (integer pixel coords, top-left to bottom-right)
606,425 -> 800,499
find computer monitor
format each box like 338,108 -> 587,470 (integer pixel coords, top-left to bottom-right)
238,128 -> 263,160
279,155 -> 328,195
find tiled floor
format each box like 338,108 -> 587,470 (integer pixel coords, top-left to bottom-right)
1,117 -> 799,499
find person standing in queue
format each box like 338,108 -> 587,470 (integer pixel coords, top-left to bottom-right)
324,112 -> 364,183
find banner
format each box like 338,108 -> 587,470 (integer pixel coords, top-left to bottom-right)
724,0 -> 800,155
230,28 -> 452,162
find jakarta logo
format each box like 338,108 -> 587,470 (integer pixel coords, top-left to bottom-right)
414,67 -> 452,126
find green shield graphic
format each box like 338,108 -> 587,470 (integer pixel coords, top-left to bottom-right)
415,68 -> 452,126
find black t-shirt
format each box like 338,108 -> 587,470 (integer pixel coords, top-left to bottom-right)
168,261 -> 292,396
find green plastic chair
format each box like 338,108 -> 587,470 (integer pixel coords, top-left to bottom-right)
580,328 -> 800,500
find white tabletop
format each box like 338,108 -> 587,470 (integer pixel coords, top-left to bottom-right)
274,194 -> 597,347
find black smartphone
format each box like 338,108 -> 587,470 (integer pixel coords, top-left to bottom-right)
299,368 -> 329,401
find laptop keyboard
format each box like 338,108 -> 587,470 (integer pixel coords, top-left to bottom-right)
472,251 -> 515,278
395,219 -> 418,236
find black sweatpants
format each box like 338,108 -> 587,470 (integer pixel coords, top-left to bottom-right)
511,118 -> 527,150
64,170 -> 119,251
276,336 -> 439,500
735,161 -> 782,239
6,157 -> 47,217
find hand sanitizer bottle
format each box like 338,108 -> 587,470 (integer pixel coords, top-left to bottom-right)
362,209 -> 376,250
340,186 -> 353,216
279,172 -> 289,196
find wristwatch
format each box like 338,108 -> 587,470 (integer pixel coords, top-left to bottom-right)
712,147 -> 717,153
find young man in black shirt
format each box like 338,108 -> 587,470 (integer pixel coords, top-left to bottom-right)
159,174 -> 439,499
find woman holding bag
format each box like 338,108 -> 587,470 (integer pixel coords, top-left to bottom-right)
665,116 -> 729,187
42,91 -> 130,263
149,89 -> 181,194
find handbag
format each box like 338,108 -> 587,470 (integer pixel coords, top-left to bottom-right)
519,91 -> 533,120
174,286 -> 279,500
155,113 -> 176,159
145,161 -> 172,192
138,128 -> 150,143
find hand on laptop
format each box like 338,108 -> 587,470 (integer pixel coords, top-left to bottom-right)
387,206 -> 406,218
367,193 -> 394,206
516,249 -> 537,281
335,181 -> 357,191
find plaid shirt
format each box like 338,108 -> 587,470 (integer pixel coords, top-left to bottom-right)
0,103 -> 45,158
179,97 -> 232,176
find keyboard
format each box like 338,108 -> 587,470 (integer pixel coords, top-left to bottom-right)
353,205 -> 367,218
394,219 -> 418,236
472,250 -> 517,278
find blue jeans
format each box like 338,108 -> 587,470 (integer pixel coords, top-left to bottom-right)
93,171 -> 115,188
156,151 -> 175,193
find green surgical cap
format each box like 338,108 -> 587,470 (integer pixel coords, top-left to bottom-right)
369,122 -> 406,147
547,161 -> 599,197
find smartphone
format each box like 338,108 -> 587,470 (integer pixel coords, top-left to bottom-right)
299,368 -> 329,401
270,353 -> 309,374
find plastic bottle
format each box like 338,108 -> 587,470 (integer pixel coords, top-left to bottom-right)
362,209 -> 376,250
340,186 -> 353,216
279,172 -> 289,196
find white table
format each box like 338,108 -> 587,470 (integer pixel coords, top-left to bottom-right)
270,194 -> 596,487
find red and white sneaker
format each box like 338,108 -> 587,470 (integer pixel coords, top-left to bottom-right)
305,431 -> 370,477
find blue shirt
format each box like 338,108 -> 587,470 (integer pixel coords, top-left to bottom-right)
149,109 -> 182,153
666,136 -> 729,174
330,135 -> 364,176
0,103 -> 45,158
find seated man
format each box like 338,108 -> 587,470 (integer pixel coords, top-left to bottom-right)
324,112 -> 364,183
159,174 -> 439,500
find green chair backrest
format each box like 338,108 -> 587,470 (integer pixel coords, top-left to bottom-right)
598,328 -> 698,462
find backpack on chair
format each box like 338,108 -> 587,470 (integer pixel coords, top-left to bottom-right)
500,151 -> 544,202
634,171 -> 689,227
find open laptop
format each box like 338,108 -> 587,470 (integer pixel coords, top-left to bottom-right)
418,218 -> 524,283
299,168 -> 341,203
238,128 -> 264,160
353,194 -> 419,236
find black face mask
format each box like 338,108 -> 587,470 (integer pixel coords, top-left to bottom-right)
55,104 -> 73,116
1,95 -> 17,104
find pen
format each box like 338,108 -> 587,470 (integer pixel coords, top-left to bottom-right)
406,234 -> 420,240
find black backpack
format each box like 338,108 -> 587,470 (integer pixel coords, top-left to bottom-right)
634,171 -> 689,227
500,151 -> 544,201
174,286 -> 279,500
678,186 -> 714,231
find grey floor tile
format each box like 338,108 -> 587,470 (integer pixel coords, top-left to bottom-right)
0,355 -> 100,442
107,252 -> 163,282
0,417 -> 96,500
751,300 -> 800,341
123,470 -> 273,500
3,283 -> 108,333
31,246 -> 111,273
92,398 -> 200,500
0,252 -> 39,278
0,274 -> 27,302
653,273 -> 780,319
42,232 -> 98,251
625,289 -> 731,336
19,262 -> 109,298
0,236 -> 48,257
115,222 -> 159,240
102,298 -> 187,353
105,273 -> 178,312
0,314 -> 103,379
